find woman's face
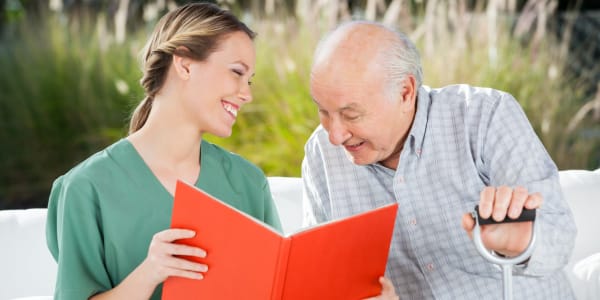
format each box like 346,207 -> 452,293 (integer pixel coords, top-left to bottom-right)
181,31 -> 256,138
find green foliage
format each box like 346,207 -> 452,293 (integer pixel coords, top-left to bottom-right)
0,5 -> 598,209
0,13 -> 144,208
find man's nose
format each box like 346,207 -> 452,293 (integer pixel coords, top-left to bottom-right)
326,119 -> 351,145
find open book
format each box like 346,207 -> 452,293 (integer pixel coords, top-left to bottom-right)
162,180 -> 398,300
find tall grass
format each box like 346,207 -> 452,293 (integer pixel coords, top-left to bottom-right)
0,13 -> 144,207
0,1 -> 598,208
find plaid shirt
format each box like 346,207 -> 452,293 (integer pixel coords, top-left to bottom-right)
302,84 -> 576,299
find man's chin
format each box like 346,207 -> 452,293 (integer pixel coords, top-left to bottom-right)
344,151 -> 375,166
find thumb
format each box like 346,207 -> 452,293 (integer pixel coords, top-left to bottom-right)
461,213 -> 474,239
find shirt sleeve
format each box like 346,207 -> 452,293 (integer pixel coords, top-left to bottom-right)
479,92 -> 577,276
301,132 -> 330,227
46,174 -> 113,299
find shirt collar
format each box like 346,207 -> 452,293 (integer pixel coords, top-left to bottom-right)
369,86 -> 431,173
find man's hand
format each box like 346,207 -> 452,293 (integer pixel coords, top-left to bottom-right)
462,186 -> 542,257
363,277 -> 399,300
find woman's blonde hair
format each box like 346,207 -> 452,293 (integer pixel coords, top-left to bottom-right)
129,2 -> 255,134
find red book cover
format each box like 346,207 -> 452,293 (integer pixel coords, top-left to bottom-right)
162,180 -> 398,300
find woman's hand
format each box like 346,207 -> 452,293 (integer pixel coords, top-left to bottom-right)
91,228 -> 208,299
141,228 -> 209,286
363,277 -> 399,300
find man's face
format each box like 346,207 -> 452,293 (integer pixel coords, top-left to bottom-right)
310,65 -> 415,169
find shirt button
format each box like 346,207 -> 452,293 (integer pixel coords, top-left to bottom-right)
415,148 -> 422,156
426,263 -> 434,271
409,219 -> 417,225
398,176 -> 405,183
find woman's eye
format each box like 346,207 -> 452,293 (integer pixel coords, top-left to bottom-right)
232,69 -> 244,76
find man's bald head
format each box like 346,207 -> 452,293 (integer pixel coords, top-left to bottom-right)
311,21 -> 423,97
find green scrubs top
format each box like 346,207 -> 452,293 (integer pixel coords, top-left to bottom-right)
46,138 -> 282,299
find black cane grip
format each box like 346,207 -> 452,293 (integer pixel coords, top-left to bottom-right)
474,205 -> 536,225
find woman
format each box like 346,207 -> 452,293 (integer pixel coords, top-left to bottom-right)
46,3 -> 281,299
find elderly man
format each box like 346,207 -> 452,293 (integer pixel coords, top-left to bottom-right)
302,21 -> 577,299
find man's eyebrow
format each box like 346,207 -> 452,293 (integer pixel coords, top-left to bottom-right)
311,100 -> 364,112
339,103 -> 364,113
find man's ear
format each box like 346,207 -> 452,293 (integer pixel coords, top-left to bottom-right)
172,46 -> 193,80
400,75 -> 417,112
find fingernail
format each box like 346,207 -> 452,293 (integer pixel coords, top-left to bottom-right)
493,212 -> 503,221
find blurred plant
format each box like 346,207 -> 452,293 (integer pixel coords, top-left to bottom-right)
0,12 -> 145,208
0,0 -> 598,209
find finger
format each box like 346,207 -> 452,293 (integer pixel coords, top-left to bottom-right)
165,243 -> 207,258
492,186 -> 512,222
461,213 -> 474,239
479,187 -> 496,219
164,255 -> 209,273
154,228 -> 196,243
507,186 -> 528,219
379,277 -> 399,300
167,268 -> 204,280
524,192 -> 543,209
380,277 -> 392,293
380,277 -> 397,296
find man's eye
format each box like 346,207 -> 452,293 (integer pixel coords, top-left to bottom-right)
344,115 -> 360,121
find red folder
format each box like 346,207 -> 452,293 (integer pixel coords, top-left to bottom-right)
162,180 -> 398,300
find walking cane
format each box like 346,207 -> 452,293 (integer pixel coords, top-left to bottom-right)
471,205 -> 537,300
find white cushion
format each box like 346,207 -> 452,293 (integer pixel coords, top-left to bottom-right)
268,176 -> 303,234
0,209 -> 57,300
571,253 -> 600,300
560,169 -> 600,300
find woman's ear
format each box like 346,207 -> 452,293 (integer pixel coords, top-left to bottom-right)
172,46 -> 193,80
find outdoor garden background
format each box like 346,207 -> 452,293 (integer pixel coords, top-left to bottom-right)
1,0 -> 599,209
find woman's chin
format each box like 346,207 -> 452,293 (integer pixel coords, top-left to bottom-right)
209,128 -> 233,138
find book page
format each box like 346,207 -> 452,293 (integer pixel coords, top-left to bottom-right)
282,203 -> 398,299
163,181 -> 284,299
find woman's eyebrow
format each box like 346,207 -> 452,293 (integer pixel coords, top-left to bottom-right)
232,61 -> 249,71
